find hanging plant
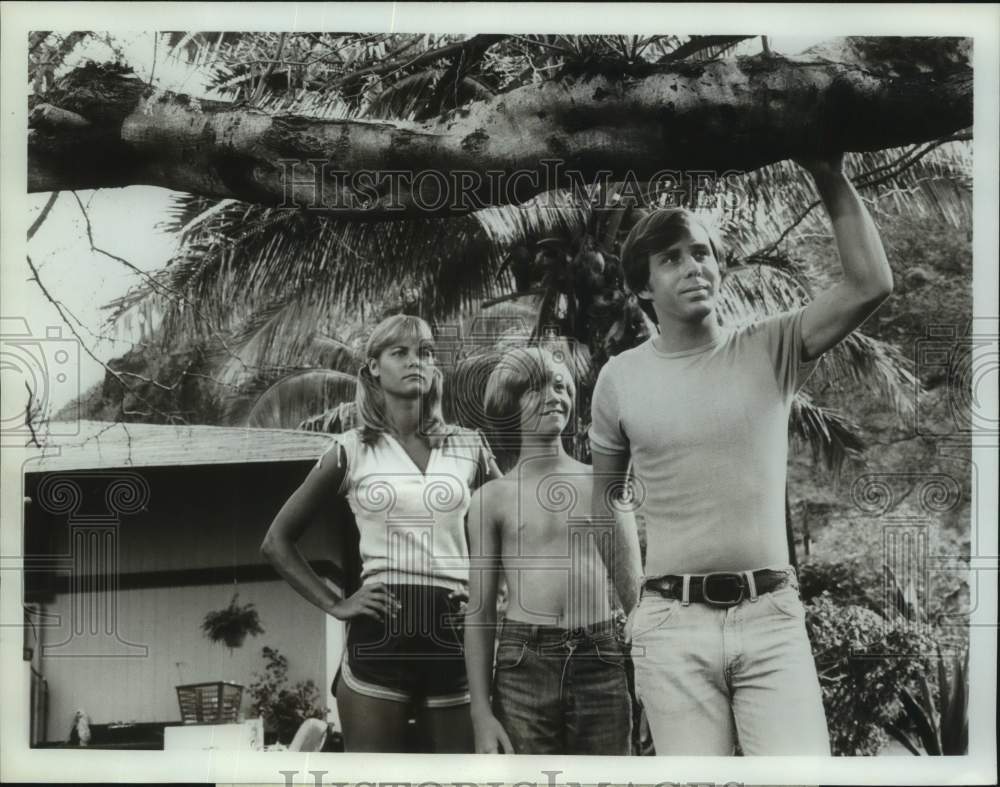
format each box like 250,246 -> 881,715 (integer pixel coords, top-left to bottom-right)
201,592 -> 265,653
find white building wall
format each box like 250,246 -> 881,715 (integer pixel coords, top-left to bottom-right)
39,579 -> 327,742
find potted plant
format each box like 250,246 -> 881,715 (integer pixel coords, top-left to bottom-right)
201,592 -> 265,653
176,593 -> 265,724
248,646 -> 326,746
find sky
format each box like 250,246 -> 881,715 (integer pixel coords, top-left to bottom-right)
18,187 -> 182,415
12,32 -> 217,420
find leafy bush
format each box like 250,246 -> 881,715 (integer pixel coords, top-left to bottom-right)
886,646 -> 969,755
800,548 -> 970,635
805,595 -> 938,755
799,558 -> 882,611
247,646 -> 325,744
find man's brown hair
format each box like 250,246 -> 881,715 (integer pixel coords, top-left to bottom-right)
620,208 -> 727,297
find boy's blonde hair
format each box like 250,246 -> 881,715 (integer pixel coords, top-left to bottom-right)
483,345 -> 576,471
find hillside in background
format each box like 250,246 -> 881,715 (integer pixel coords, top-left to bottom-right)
788,212 -> 973,622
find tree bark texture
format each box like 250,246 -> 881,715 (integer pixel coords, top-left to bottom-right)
27,37 -> 972,218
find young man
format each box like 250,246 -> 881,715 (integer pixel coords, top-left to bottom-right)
464,346 -> 631,755
589,154 -> 893,755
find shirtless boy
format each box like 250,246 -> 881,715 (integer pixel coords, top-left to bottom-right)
464,346 -> 631,755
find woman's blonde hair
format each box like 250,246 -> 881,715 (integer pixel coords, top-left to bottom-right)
355,314 -> 451,446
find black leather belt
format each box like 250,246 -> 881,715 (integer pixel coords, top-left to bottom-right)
643,569 -> 792,607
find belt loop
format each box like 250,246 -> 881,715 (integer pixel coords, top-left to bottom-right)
681,575 -> 691,606
744,570 -> 758,602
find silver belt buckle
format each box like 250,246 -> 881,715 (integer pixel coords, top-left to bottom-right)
702,572 -> 744,607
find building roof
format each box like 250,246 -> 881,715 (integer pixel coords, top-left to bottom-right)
23,420 -> 337,473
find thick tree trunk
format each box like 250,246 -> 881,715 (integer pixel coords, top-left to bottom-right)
786,488 -> 798,572
28,38 -> 971,218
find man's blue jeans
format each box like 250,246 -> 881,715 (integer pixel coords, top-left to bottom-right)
492,618 -> 632,754
628,569 -> 831,755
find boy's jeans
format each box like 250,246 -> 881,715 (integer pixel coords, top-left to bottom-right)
492,618 -> 632,754
628,571 -> 831,755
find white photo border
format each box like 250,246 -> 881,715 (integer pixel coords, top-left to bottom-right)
2,2 -> 997,784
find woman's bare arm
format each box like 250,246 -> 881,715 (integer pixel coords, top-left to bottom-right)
261,443 -> 394,621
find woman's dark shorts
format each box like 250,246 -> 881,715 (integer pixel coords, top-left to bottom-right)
336,584 -> 469,708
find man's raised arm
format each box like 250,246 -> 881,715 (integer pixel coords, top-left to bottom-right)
797,153 -> 894,362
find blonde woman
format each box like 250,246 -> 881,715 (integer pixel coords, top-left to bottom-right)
262,314 -> 500,752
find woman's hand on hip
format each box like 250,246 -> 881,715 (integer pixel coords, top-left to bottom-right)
330,582 -> 400,622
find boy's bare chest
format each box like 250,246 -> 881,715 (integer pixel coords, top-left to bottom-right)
498,477 -> 593,557
505,515 -> 567,557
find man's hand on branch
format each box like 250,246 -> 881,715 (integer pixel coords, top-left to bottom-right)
794,152 -> 846,181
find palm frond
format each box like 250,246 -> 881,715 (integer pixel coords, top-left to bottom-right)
658,35 -> 756,63
298,401 -> 359,433
156,193 -> 218,235
473,189 -> 593,252
219,292 -> 368,384
722,142 -> 972,259
812,331 -> 919,418
717,263 -> 813,326
209,296 -> 336,389
362,68 -> 441,119
717,265 -> 919,418
241,368 -> 358,429
113,193 -> 511,375
363,68 -> 496,121
791,392 -> 866,474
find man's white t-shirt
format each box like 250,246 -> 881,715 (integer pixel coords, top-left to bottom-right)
589,308 -> 816,576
